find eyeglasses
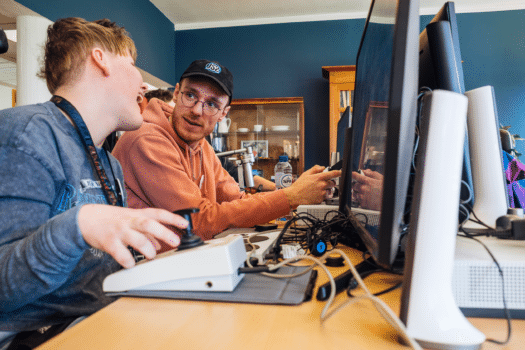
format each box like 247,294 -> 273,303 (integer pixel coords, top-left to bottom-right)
179,91 -> 224,116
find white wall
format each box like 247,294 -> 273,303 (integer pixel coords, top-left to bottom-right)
17,15 -> 52,106
0,85 -> 13,110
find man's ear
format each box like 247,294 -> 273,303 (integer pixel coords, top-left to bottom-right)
90,47 -> 110,77
217,105 -> 231,122
173,83 -> 181,95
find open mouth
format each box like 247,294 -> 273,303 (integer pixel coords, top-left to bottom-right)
137,91 -> 145,103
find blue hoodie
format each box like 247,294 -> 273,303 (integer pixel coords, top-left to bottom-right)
0,101 -> 124,332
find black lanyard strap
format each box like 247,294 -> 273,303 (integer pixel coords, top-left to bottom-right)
51,95 -> 122,207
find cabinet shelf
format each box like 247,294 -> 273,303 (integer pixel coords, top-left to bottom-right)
254,157 -> 300,161
224,97 -> 305,180
221,130 -> 299,136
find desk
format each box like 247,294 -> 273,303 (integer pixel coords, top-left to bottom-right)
37,248 -> 525,350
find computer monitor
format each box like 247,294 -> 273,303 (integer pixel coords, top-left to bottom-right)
419,1 -> 474,212
338,0 -> 419,269
419,2 -> 464,93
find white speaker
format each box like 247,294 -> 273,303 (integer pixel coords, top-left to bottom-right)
400,90 -> 485,349
462,86 -> 508,231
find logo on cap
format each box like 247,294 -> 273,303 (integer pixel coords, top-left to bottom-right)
205,62 -> 221,74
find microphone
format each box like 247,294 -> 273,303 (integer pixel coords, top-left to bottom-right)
241,146 -> 255,188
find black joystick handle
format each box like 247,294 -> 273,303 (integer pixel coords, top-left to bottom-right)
174,208 -> 204,250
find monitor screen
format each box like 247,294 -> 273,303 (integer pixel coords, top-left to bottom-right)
338,0 -> 419,269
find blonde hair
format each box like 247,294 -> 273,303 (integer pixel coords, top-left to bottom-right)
40,17 -> 137,94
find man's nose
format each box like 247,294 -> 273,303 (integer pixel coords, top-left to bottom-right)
190,101 -> 205,115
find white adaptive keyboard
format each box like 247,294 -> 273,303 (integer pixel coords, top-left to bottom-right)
216,228 -> 282,265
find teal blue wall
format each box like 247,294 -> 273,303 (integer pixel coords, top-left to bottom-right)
176,10 -> 525,168
16,0 -> 176,84
455,10 -> 525,140
175,21 -> 366,169
13,1 -> 525,166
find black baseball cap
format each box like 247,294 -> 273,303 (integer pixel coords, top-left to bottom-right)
180,60 -> 233,98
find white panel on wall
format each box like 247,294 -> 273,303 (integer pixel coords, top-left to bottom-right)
0,85 -> 14,110
17,15 -> 52,106
0,57 -> 16,88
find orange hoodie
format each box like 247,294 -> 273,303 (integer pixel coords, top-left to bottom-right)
112,99 -> 290,240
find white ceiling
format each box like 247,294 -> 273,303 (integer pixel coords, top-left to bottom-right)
1,0 -> 524,89
149,0 -> 525,30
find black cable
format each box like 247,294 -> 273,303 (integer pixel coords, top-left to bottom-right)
270,210 -> 358,260
269,209 -> 381,266
459,205 -> 512,238
344,253 -> 403,296
374,282 -> 403,296
466,206 -> 494,230
347,281 -> 402,298
459,180 -> 473,205
352,212 -> 369,226
268,214 -> 317,261
238,266 -> 270,274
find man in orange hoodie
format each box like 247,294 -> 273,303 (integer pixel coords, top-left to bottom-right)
113,60 -> 340,241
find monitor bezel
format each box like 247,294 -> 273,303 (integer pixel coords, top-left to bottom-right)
338,0 -> 419,269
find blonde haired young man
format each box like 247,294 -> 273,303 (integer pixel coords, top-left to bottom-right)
0,18 -> 187,348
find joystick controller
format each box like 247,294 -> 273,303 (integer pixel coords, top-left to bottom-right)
103,206 -> 247,292
174,208 -> 204,250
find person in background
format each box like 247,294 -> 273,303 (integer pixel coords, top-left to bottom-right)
145,88 -> 174,106
137,83 -> 150,113
0,17 -> 187,349
113,59 -> 340,244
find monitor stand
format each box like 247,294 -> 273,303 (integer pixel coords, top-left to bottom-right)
400,90 -> 485,350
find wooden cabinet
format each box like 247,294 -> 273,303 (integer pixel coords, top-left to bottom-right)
322,65 -> 356,155
224,97 -> 305,180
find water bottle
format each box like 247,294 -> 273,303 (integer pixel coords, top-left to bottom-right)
274,155 -> 293,190
274,155 -> 293,221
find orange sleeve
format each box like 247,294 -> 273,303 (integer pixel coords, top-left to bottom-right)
120,132 -> 290,240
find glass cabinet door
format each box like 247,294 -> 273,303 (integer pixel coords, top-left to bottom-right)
222,97 -> 305,181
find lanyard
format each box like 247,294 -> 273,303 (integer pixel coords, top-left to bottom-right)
51,95 -> 123,207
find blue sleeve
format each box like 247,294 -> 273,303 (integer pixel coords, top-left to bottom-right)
0,148 -> 89,312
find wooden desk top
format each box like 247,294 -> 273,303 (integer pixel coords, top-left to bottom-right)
37,248 -> 525,350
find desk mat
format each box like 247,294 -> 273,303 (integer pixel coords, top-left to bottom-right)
107,266 -> 317,306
